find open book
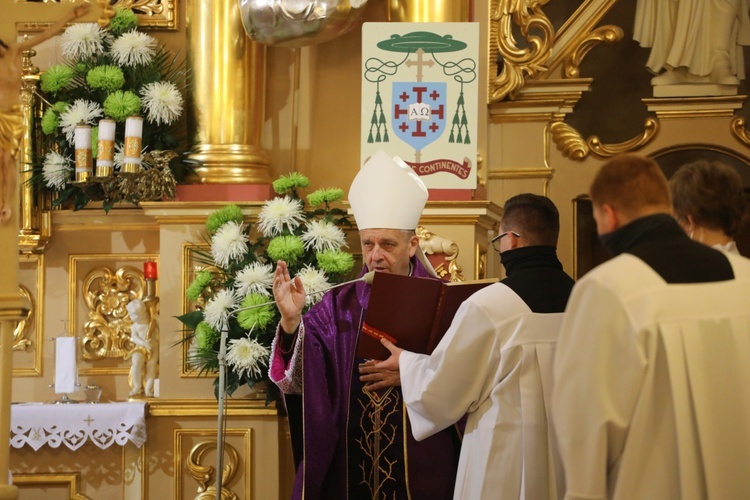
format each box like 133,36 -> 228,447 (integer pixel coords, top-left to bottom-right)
357,273 -> 498,359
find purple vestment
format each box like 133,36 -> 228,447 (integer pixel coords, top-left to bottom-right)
270,257 -> 460,500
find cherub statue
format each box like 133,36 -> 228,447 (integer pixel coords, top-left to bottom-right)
0,3 -> 90,224
125,299 -> 159,398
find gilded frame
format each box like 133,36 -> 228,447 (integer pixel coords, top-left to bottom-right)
14,253 -> 44,377
180,241 -> 215,378
10,472 -> 90,500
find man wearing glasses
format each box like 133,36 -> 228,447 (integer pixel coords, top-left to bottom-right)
362,193 -> 575,499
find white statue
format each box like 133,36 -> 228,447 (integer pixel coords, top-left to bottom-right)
634,0 -> 750,86
125,299 -> 159,398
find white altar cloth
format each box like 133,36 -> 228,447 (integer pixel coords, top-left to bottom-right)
10,402 -> 147,451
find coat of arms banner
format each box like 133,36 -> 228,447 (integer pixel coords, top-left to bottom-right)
361,22 -> 480,190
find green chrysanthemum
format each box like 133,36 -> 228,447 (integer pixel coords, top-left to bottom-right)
307,188 -> 345,207
109,8 -> 139,36
206,204 -> 244,233
272,172 -> 310,194
40,65 -> 75,94
53,101 -> 69,113
194,321 -> 219,352
41,108 -> 60,134
266,235 -> 305,263
87,65 -> 125,92
75,62 -> 88,75
237,293 -> 275,330
316,249 -> 354,274
103,90 -> 141,121
187,270 -> 213,301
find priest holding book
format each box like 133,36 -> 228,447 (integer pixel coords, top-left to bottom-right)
269,150 -> 460,500
361,194 -> 575,500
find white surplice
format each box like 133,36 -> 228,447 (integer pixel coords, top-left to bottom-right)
553,253 -> 750,500
399,283 -> 564,500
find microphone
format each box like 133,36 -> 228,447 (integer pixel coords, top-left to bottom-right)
232,271 -> 376,313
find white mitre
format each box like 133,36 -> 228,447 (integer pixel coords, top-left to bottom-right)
349,150 -> 428,230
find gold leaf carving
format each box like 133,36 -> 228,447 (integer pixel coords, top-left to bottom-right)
563,25 -> 624,79
13,285 -> 34,351
187,441 -> 240,500
416,226 -> 465,282
549,121 -> 589,160
26,0 -> 176,30
550,118 -> 659,161
489,0 -> 554,102
81,266 -> 145,360
730,115 -> 750,147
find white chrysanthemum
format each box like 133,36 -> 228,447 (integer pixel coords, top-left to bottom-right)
226,336 -> 270,380
234,262 -> 274,297
257,196 -> 306,237
203,289 -> 238,331
42,151 -> 72,190
59,99 -> 103,144
140,81 -> 184,126
111,31 -> 157,67
301,219 -> 346,252
211,220 -> 249,268
60,23 -> 106,60
296,265 -> 329,306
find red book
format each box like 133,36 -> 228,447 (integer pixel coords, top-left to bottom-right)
357,272 -> 497,360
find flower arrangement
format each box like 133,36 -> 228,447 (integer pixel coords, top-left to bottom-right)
178,173 -> 355,401
36,8 -> 188,210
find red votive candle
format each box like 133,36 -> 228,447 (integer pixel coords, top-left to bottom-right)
144,261 -> 158,279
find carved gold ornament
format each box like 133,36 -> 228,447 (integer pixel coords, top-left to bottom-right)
730,116 -> 750,147
416,226 -> 465,282
13,285 -> 34,351
489,0 -> 554,102
549,118 -> 660,161
23,0 -> 176,30
187,441 -> 240,500
563,25 -> 624,78
81,266 -> 145,360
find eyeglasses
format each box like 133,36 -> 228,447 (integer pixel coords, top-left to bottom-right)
491,231 -> 520,253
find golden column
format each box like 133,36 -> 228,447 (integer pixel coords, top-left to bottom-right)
18,48 -> 51,254
386,0 -> 470,22
186,0 -> 271,184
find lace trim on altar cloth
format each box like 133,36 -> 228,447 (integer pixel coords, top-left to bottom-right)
10,401 -> 147,451
269,321 -> 304,394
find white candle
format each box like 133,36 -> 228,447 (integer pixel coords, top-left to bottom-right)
96,118 -> 116,176
74,124 -> 92,182
54,337 -> 77,394
123,115 -> 143,173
